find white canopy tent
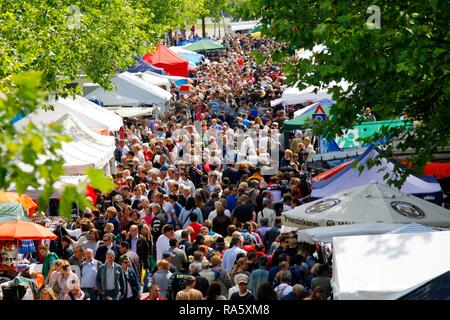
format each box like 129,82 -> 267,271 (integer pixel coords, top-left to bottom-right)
297,222 -> 411,244
104,106 -> 155,118
332,231 -> 450,299
134,72 -> 171,91
111,72 -> 172,110
282,80 -> 350,107
14,95 -> 123,132
51,113 -> 115,175
282,182 -> 450,230
84,90 -> 140,107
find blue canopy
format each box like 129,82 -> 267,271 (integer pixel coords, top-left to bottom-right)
177,37 -> 205,46
11,109 -> 28,124
311,145 -> 444,204
178,52 -> 203,65
125,55 -> 167,75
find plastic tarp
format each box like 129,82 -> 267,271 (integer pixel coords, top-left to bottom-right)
319,136 -> 341,153
332,231 -> 450,300
126,55 -> 167,75
112,72 -> 172,109
51,113 -> 115,175
297,222 -> 411,244
336,120 -> 412,149
312,146 -> 443,205
14,95 -> 123,132
142,44 -> 189,78
312,161 -> 352,182
397,271 -> 450,300
84,90 -> 140,107
282,181 -> 450,230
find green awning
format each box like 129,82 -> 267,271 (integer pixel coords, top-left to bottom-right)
0,202 -> 31,222
183,40 -> 224,52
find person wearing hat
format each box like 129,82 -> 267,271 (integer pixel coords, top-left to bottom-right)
229,274 -> 255,301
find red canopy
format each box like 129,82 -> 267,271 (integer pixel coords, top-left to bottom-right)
142,44 -> 189,78
313,160 -> 352,182
423,162 -> 450,180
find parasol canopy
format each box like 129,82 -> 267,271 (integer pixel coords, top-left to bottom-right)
0,191 -> 34,222
0,219 -> 57,240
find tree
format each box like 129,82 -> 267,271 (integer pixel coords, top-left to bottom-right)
246,0 -> 450,187
0,71 -> 114,219
0,0 -> 159,96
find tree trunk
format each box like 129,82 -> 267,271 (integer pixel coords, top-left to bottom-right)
201,17 -> 206,38
167,29 -> 173,46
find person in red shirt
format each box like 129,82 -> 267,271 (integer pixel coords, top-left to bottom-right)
187,212 -> 203,240
142,143 -> 154,162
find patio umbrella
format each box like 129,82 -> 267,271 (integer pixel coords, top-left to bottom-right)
0,202 -> 32,223
0,192 -> 37,219
0,219 -> 57,240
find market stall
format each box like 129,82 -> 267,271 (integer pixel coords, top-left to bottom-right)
312,146 -> 443,204
332,230 -> 450,299
282,181 -> 450,229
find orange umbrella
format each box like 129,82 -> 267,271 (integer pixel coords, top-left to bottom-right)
0,192 -> 37,210
0,219 -> 57,240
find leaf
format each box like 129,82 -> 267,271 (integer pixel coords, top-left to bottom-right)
312,23 -> 327,37
250,49 -> 265,64
59,185 -> 79,220
86,167 -> 114,193
272,50 -> 285,63
428,0 -> 439,11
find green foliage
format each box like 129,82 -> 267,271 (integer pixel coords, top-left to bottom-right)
0,71 -> 67,210
86,168 -> 115,193
58,185 -> 91,221
244,0 -> 450,187
0,0 -> 211,95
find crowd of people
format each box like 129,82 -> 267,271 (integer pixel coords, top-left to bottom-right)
35,33 -> 332,301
